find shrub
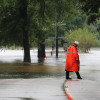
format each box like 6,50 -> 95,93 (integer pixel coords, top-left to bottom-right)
64,28 -> 99,52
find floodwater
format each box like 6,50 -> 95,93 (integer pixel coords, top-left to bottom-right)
0,47 -> 100,79
0,48 -> 66,79
0,48 -> 100,100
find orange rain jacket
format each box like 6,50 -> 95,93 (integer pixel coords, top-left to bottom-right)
65,45 -> 79,72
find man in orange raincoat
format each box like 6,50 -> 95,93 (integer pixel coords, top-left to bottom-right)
65,41 -> 82,79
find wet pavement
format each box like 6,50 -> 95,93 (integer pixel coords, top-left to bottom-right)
64,48 -> 100,100
0,78 -> 66,100
0,48 -> 100,100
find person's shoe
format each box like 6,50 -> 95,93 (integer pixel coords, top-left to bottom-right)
66,77 -> 72,80
77,77 -> 82,79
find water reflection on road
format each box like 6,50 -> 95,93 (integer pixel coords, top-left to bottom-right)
79,48 -> 100,71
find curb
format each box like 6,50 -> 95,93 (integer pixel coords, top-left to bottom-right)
64,80 -> 74,100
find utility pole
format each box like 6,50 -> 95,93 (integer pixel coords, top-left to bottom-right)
49,7 -> 66,58
55,10 -> 58,58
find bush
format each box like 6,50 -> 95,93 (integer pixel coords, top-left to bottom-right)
64,28 -> 99,52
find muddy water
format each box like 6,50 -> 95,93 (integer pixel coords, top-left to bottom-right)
0,48 -> 66,79
0,63 -> 66,79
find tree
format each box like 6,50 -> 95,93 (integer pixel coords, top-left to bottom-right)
0,0 -> 31,63
79,0 -> 100,29
19,0 -> 31,63
79,0 -> 100,46
58,13 -> 86,37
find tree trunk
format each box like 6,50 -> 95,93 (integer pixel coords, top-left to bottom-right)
38,40 -> 45,59
19,0 -> 31,63
23,31 -> 31,63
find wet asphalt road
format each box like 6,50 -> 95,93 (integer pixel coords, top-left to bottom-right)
0,48 -> 100,100
64,48 -> 100,100
0,78 -> 66,100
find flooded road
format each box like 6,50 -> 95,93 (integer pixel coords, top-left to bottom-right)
0,48 -> 100,100
0,48 -> 66,79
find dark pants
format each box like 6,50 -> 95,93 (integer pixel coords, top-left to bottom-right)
66,71 -> 81,79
